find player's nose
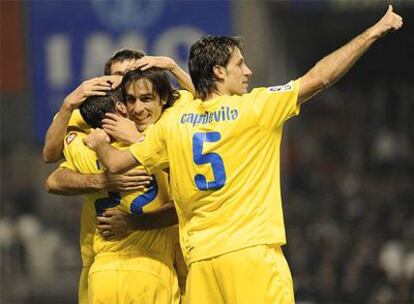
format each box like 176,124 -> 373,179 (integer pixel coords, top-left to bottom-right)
244,65 -> 253,77
134,101 -> 146,114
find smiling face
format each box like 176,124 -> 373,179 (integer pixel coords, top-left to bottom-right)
221,47 -> 252,96
124,78 -> 164,132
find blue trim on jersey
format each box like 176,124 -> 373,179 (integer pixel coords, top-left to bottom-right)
130,176 -> 158,215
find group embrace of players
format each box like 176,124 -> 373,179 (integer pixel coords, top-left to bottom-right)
44,6 -> 402,304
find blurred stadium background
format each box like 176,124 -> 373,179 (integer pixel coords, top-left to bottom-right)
1,0 -> 413,303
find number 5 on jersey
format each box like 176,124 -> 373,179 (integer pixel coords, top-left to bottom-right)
192,132 -> 227,191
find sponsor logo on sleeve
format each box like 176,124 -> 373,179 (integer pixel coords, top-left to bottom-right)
267,81 -> 293,92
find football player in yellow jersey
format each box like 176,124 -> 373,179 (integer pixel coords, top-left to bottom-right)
44,50 -> 193,303
84,6 -> 403,304
65,69 -> 182,303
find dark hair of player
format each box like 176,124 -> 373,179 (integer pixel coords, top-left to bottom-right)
104,49 -> 146,75
79,88 -> 123,129
188,35 -> 244,99
121,68 -> 180,110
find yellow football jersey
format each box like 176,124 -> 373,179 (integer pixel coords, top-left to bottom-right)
130,80 -> 301,264
53,109 -> 90,130
61,130 -> 177,265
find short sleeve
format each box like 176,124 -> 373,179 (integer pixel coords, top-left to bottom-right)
61,131 -> 101,174
249,79 -> 301,129
129,115 -> 169,174
53,109 -> 90,130
59,160 -> 75,171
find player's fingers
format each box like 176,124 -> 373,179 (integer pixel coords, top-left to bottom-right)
98,75 -> 122,83
121,185 -> 146,191
96,224 -> 112,232
130,59 -> 147,69
102,124 -> 118,133
102,127 -> 117,138
89,84 -> 113,91
139,63 -> 153,71
105,113 -> 120,121
96,216 -> 112,225
123,176 -> 152,184
102,209 -> 124,217
102,118 -> 118,126
85,91 -> 107,97
101,230 -> 116,240
123,179 -> 151,187
124,169 -> 152,177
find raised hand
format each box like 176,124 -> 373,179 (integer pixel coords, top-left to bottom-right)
102,113 -> 144,144
371,5 -> 403,38
63,75 -> 122,110
83,128 -> 110,151
132,56 -> 176,71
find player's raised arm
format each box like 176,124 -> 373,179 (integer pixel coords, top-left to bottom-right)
42,75 -> 122,163
298,5 -> 403,105
83,128 -> 139,174
133,56 -> 195,95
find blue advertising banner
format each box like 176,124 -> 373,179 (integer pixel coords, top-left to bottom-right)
28,0 -> 231,141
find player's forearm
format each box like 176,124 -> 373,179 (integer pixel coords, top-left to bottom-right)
45,167 -> 105,195
42,104 -> 73,163
95,142 -> 138,174
299,28 -> 378,104
131,203 -> 178,230
170,64 -> 195,95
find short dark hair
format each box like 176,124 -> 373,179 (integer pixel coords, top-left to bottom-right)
79,89 -> 122,128
188,35 -> 244,99
104,49 -> 146,75
121,68 -> 179,110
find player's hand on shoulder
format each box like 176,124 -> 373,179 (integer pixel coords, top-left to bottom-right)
371,5 -> 403,38
102,113 -> 143,144
83,128 -> 110,150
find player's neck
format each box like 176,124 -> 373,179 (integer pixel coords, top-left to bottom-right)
205,86 -> 231,101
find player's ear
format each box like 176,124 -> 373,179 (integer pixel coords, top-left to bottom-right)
115,101 -> 127,116
213,65 -> 226,81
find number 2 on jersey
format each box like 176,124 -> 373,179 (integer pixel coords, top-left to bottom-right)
192,132 -> 227,191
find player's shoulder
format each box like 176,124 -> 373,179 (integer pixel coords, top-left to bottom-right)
177,89 -> 194,100
173,90 -> 194,108
239,81 -> 298,103
64,128 -> 88,147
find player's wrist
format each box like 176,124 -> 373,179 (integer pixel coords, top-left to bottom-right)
61,99 -> 79,111
366,24 -> 384,40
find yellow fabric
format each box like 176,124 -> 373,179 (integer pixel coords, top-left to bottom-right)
185,245 -> 294,304
129,80 -> 301,264
88,252 -> 180,304
53,109 -> 89,130
61,130 -> 179,303
78,266 -> 90,304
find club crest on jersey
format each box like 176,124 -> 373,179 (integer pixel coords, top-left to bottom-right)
66,132 -> 77,145
268,81 -> 293,92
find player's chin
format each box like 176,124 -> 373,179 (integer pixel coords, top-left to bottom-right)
240,87 -> 249,94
